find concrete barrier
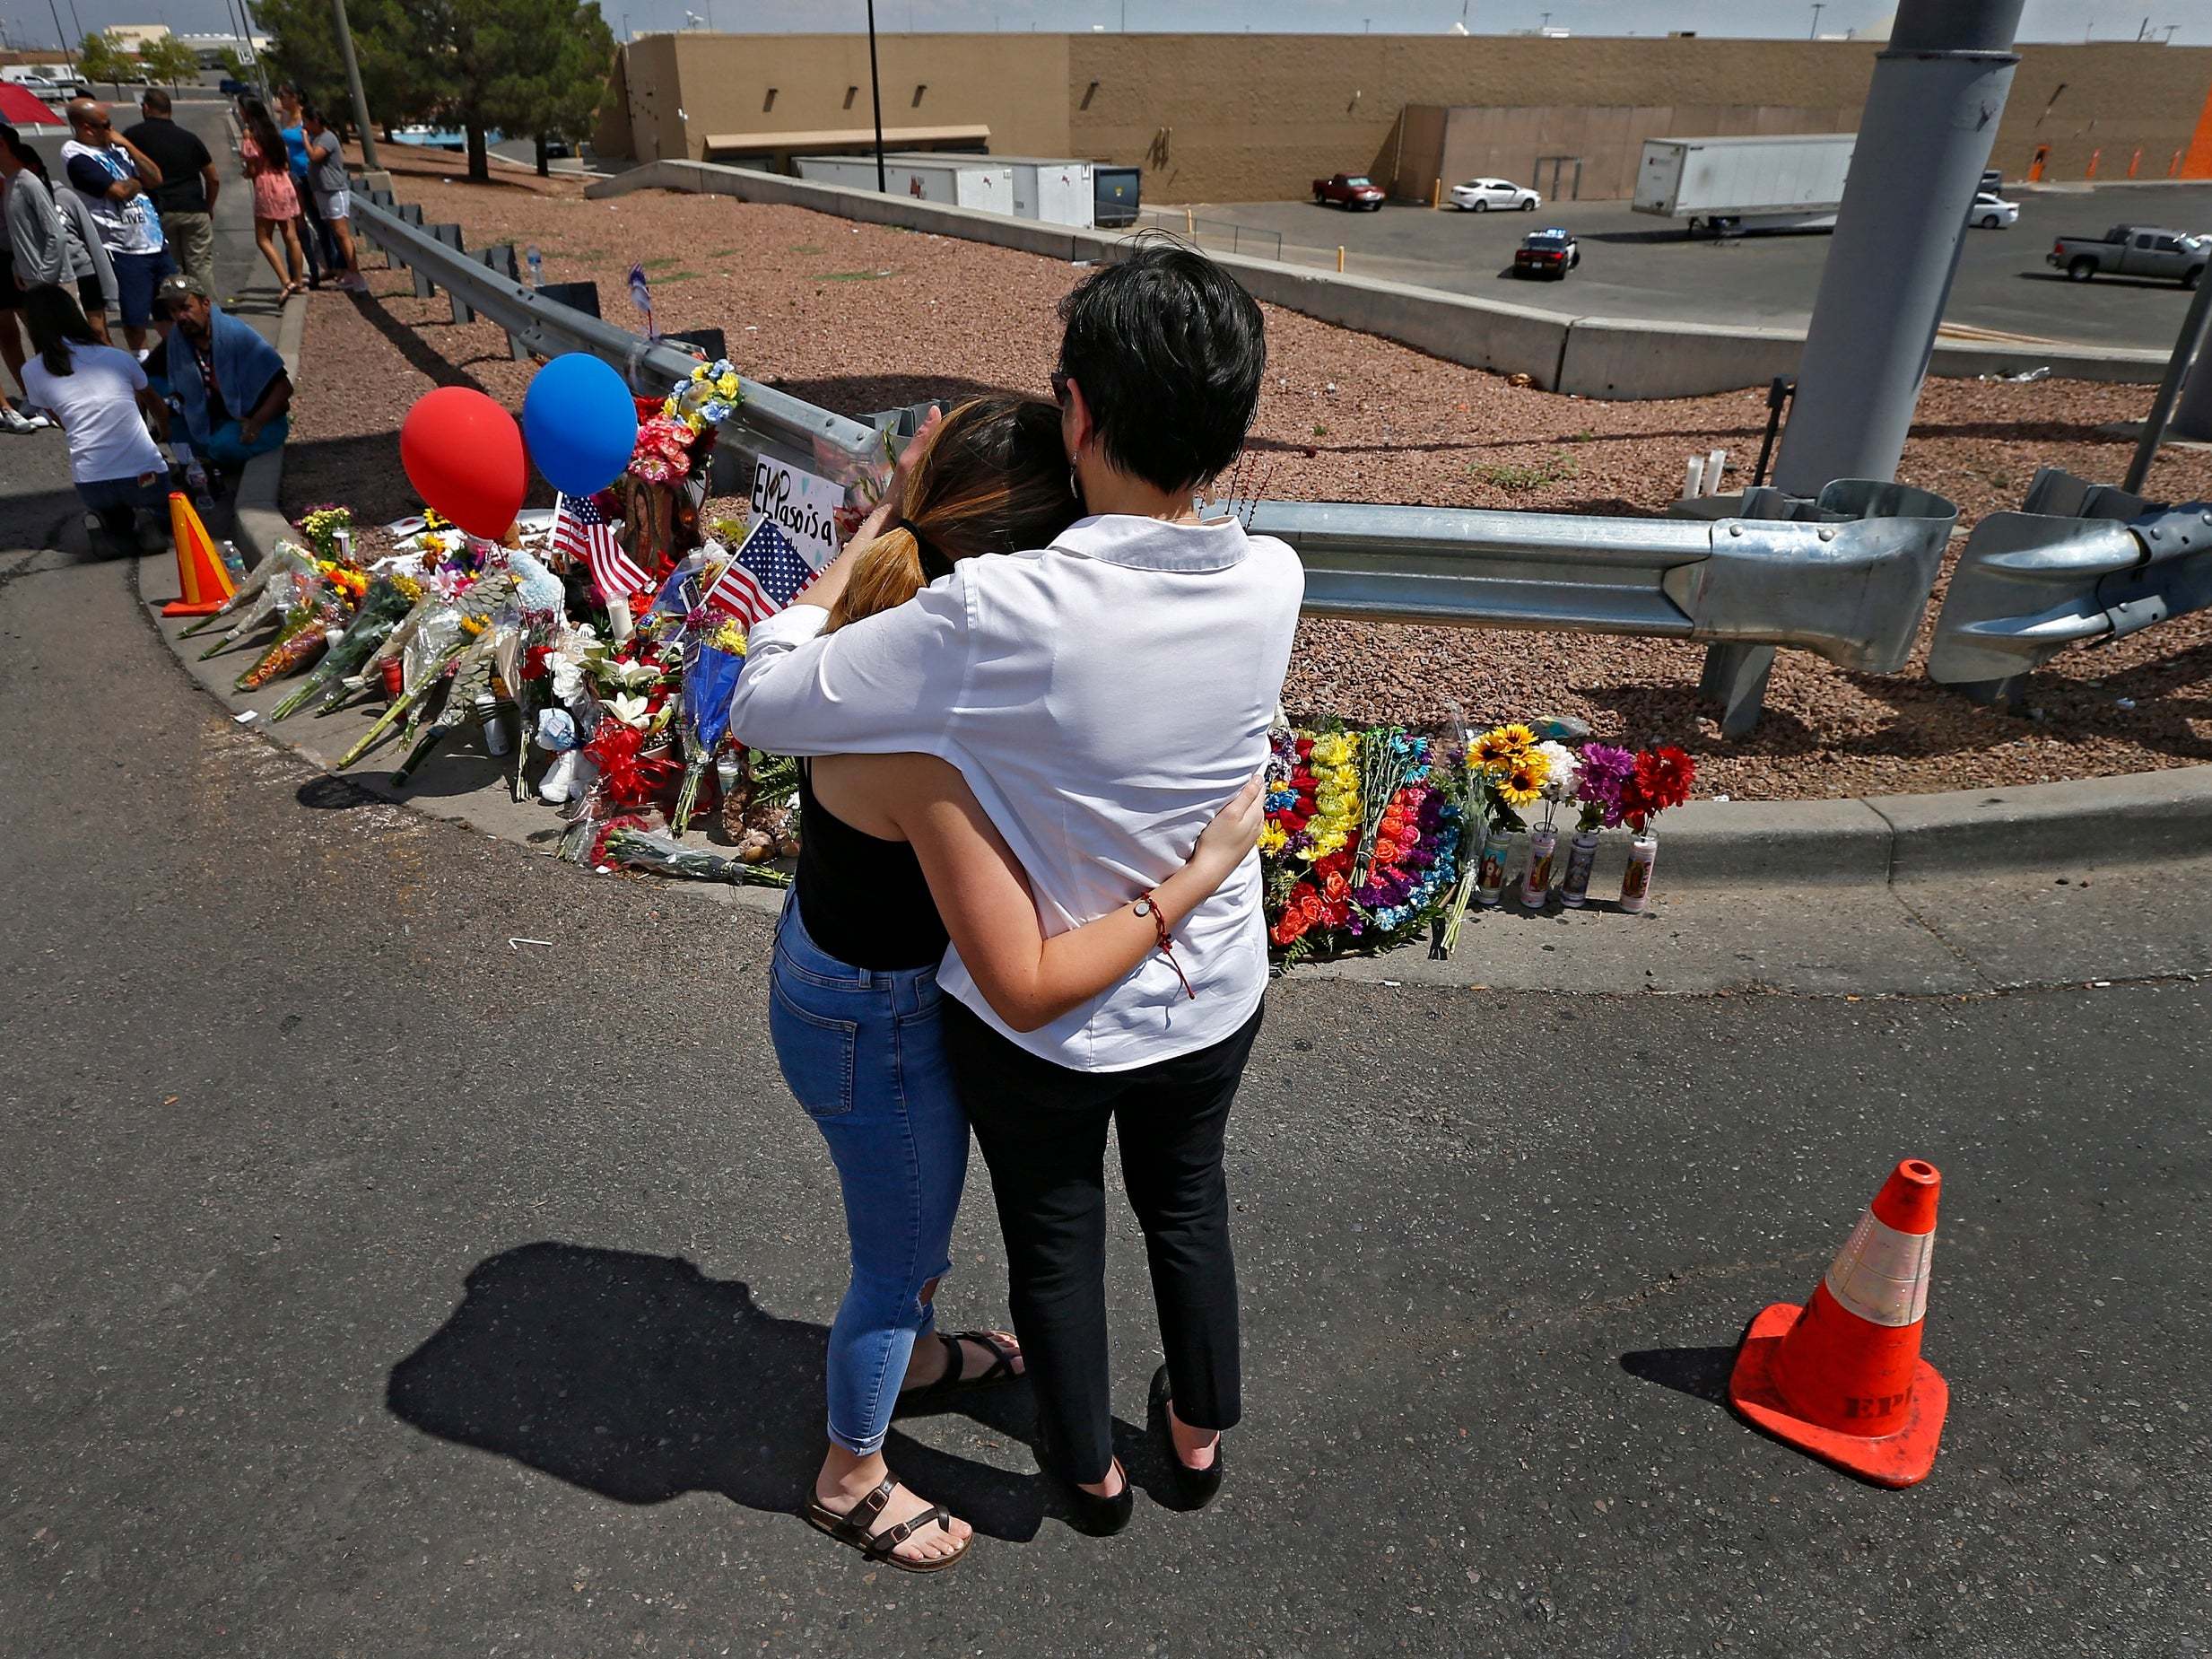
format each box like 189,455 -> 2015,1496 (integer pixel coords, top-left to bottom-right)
588,160 -> 2165,400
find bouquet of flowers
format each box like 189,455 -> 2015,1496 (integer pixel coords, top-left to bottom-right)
601,825 -> 793,888
197,540 -> 319,658
661,358 -> 744,437
298,504 -> 354,561
271,576 -> 412,720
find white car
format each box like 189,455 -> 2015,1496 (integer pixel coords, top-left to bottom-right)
1971,191 -> 2020,229
1450,177 -> 1542,213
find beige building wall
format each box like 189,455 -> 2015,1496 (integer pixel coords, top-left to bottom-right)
597,31 -> 2212,202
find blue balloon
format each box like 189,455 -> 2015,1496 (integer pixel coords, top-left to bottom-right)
521,353 -> 639,498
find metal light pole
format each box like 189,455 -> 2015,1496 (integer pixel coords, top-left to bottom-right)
329,0 -> 379,169
1703,0 -> 2025,734
1774,0 -> 2024,495
1810,4 -> 1825,37
866,0 -> 886,192
2123,271 -> 2212,488
45,0 -> 73,64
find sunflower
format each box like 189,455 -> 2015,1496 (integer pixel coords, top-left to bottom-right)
1497,747 -> 1550,808
1472,722 -> 1538,773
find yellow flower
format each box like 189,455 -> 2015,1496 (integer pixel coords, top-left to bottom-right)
459,615 -> 486,636
717,373 -> 741,398
709,618 -> 748,654
393,574 -> 423,602
1497,748 -> 1549,808
691,364 -> 710,382
1258,820 -> 1288,855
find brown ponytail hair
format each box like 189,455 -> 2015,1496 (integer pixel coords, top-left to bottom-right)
826,396 -> 1077,632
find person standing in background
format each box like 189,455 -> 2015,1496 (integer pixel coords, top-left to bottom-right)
273,85 -> 327,289
238,100 -> 306,298
123,89 -> 218,297
59,99 -> 172,355
300,109 -> 362,291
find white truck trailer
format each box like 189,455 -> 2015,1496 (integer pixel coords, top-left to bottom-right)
1633,135 -> 1856,236
996,156 -> 1097,228
793,154 -> 1016,214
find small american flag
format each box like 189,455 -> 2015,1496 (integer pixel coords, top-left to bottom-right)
550,492 -> 651,601
705,519 -> 814,630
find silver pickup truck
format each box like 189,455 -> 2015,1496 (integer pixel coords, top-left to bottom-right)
2048,224 -> 2209,287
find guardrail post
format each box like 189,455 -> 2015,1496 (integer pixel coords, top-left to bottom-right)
1698,644 -> 1777,739
425,223 -> 466,316
476,245 -> 527,357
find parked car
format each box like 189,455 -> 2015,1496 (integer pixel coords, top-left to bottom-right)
1450,177 -> 1542,212
218,76 -> 252,97
6,73 -> 69,102
1312,172 -> 1386,210
2048,223 -> 2209,286
1970,191 -> 2019,229
1512,227 -> 1580,279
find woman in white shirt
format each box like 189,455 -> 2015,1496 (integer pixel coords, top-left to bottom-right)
20,284 -> 174,547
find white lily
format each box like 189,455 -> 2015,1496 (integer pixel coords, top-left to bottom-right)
608,691 -> 654,729
601,656 -> 661,690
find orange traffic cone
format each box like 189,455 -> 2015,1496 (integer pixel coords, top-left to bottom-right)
1727,1157 -> 1948,1488
160,490 -> 235,617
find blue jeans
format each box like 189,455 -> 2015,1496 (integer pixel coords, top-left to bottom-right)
769,897 -> 968,1456
77,469 -> 172,537
200,415 -> 289,469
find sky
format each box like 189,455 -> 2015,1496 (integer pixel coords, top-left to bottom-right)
5,1 -> 2210,56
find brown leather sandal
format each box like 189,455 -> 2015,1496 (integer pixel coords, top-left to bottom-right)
893,1329 -> 1023,1417
805,1474 -> 971,1573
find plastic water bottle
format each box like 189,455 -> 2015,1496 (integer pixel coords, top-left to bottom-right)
221,540 -> 247,579
526,245 -> 542,289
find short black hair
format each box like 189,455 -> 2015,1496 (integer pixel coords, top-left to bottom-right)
141,87 -> 172,115
1056,237 -> 1265,494
301,105 -> 324,125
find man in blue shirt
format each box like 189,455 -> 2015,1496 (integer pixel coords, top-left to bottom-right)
154,274 -> 292,475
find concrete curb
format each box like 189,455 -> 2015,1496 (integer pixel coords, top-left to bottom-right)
230,292 -> 309,571
586,159 -> 2167,399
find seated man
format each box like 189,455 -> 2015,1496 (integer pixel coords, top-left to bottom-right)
154,273 -> 291,474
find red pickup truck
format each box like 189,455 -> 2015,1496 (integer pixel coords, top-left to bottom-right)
1312,173 -> 1386,211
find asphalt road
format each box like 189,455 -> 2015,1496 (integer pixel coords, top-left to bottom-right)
4,118 -> 2211,1656
1189,183 -> 2212,351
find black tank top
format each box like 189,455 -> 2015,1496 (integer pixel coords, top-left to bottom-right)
793,761 -> 950,971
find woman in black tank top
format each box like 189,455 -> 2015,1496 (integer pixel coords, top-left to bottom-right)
769,398 -> 1262,1571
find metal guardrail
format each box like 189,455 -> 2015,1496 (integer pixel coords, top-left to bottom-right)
352,193 -> 885,488
349,188 -> 1965,730
1249,481 -> 1956,676
1136,209 -> 1285,260
1927,467 -> 2212,703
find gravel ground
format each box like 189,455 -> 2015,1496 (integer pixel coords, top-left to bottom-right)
285,145 -> 2212,800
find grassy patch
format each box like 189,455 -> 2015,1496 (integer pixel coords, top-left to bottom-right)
786,243 -> 824,255
813,268 -> 895,283
649,269 -> 706,285
1467,453 -> 1581,492
640,256 -> 688,271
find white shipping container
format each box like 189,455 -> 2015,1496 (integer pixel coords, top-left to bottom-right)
793,154 -> 1015,213
1633,135 -> 1856,219
999,158 -> 1096,228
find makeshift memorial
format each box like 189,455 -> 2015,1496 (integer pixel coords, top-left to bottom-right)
1521,739 -> 1581,909
1434,723 -> 1543,952
236,586 -> 349,691
1617,746 -> 1695,913
298,504 -> 353,561
1560,742 -> 1634,907
271,577 -> 411,720
523,354 -> 640,498
602,826 -> 793,888
399,388 -> 527,539
198,540 -> 319,658
1263,721 -> 1458,963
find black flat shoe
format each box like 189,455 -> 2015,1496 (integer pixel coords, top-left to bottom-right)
1149,1365 -> 1225,1509
1034,1422 -> 1134,1536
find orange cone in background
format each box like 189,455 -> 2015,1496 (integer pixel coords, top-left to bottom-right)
160,490 -> 235,617
1727,1158 -> 1948,1488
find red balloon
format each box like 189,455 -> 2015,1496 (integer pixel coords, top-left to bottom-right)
399,387 -> 527,539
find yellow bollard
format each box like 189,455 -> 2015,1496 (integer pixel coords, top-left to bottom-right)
1337,245 -> 1345,272
1186,207 -> 1195,236
1432,177 -> 1441,210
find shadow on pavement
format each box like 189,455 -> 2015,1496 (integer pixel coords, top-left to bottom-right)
386,1240 -> 1047,1541
1618,1343 -> 1739,1408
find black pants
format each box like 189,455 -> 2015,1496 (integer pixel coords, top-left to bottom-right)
295,188 -> 327,283
945,997 -> 1264,1483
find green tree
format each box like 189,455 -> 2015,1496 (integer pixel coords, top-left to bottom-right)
412,0 -> 616,182
258,0 -> 433,137
77,31 -> 133,96
216,47 -> 252,82
137,36 -> 204,89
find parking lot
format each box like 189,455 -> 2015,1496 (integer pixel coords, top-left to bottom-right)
1179,182 -> 2212,351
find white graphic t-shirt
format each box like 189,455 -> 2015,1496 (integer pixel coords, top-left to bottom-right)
59,139 -> 165,257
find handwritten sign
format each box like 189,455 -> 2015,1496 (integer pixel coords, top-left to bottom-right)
750,456 -> 844,572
